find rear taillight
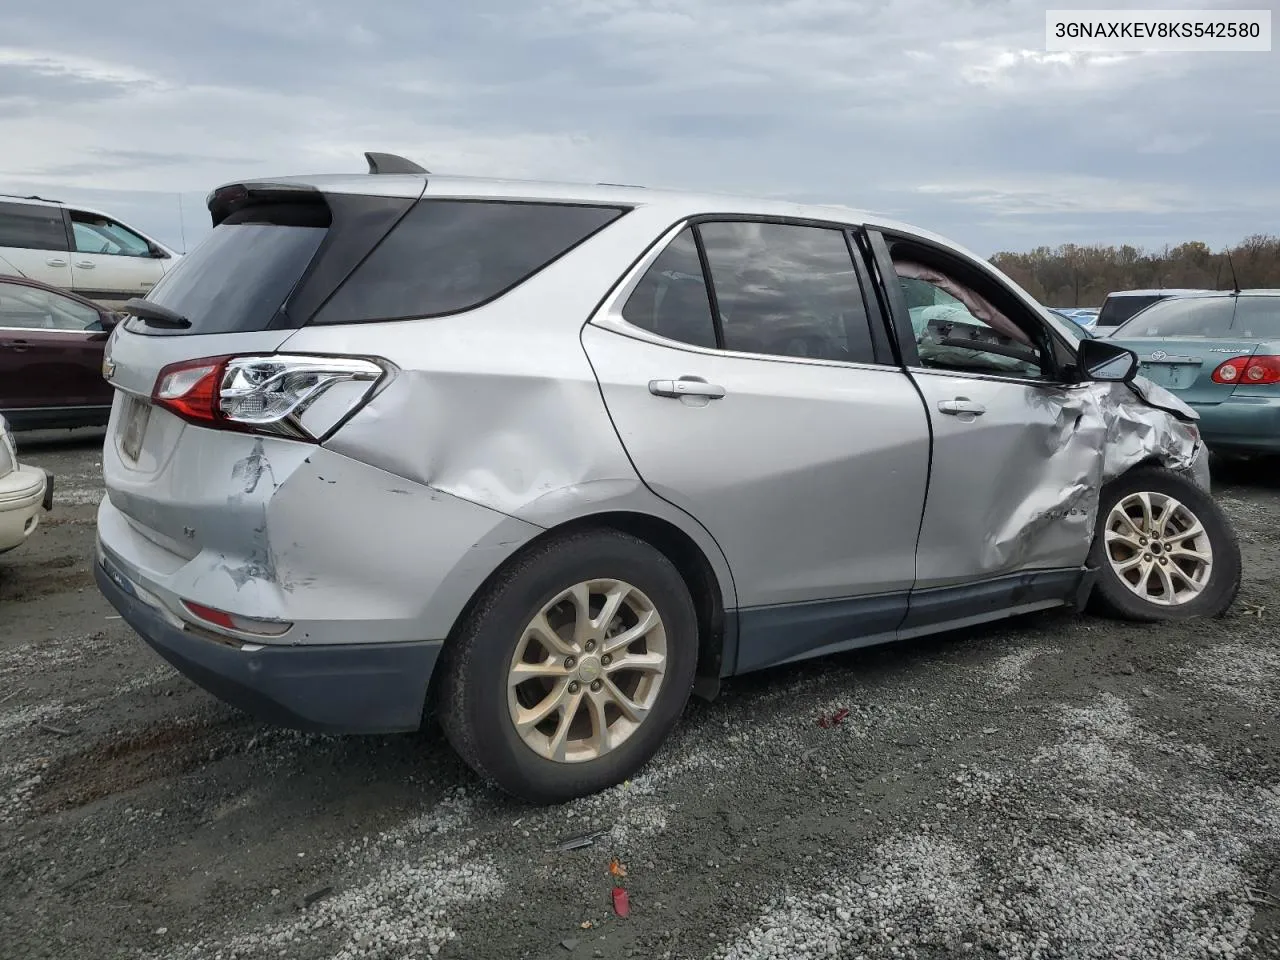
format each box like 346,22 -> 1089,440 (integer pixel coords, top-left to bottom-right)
152,354 -> 390,441
1211,355 -> 1280,386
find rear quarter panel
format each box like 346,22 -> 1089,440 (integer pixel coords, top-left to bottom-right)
284,203 -> 740,609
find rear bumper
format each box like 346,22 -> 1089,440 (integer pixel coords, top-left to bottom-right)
1192,397 -> 1280,454
95,553 -> 441,734
0,466 -> 50,553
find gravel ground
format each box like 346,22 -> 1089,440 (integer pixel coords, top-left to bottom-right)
1,430 -> 1277,960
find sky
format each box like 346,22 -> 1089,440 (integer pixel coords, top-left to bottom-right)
1,0 -> 1276,258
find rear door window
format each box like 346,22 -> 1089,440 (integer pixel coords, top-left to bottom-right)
0,282 -> 101,330
1229,297 -> 1280,338
1112,298 -> 1235,338
0,202 -> 68,252
697,221 -> 876,364
621,227 -> 718,348
311,200 -> 626,324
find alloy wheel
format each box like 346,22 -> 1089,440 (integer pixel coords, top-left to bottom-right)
1104,491 -> 1214,606
507,579 -> 668,763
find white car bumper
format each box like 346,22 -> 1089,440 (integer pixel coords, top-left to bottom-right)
0,465 -> 49,554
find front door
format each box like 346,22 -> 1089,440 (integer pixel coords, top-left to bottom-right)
584,221 -> 932,673
865,230 -> 1104,626
67,211 -> 167,303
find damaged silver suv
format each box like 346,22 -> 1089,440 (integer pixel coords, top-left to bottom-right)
95,153 -> 1240,803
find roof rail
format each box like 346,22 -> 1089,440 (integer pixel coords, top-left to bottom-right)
364,152 -> 429,175
0,193 -> 62,204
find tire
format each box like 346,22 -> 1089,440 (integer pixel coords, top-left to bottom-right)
1087,465 -> 1241,622
437,528 -> 698,804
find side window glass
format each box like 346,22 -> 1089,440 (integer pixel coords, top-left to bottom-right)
74,222 -> 116,255
897,266 -> 1042,379
70,212 -> 152,257
620,228 -> 717,348
697,221 -> 874,363
49,293 -> 103,330
0,203 -> 68,252
0,283 -> 97,330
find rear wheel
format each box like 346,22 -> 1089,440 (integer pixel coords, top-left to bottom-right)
437,529 -> 698,804
1088,466 -> 1241,622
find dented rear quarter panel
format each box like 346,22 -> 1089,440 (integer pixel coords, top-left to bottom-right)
282,204 -> 740,610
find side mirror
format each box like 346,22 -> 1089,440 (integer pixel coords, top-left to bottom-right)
148,241 -> 169,259
1076,337 -> 1138,382
99,311 -> 122,332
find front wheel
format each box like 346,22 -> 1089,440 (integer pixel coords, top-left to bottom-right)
437,529 -> 698,804
1088,466 -> 1241,622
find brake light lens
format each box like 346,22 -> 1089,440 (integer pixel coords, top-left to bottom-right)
1211,355 -> 1280,386
152,354 -> 390,441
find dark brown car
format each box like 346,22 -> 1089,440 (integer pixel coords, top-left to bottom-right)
0,275 -> 117,430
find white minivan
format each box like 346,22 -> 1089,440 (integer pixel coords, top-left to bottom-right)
0,194 -> 182,306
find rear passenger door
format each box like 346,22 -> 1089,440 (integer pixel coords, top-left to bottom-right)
0,201 -> 73,289
583,219 -> 931,674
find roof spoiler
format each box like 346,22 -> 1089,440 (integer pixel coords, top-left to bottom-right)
364,152 -> 429,175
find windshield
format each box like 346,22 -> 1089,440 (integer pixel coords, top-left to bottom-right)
1111,297 -> 1235,338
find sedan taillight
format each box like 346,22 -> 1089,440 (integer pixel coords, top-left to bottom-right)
152,354 -> 391,441
1211,355 -> 1280,385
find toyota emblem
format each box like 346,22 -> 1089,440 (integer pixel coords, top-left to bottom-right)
1149,350 -> 1167,361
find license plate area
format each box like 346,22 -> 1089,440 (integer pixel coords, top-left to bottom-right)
1139,362 -> 1197,390
119,395 -> 153,463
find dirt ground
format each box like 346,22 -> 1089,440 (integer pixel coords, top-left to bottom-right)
1,431 -> 1277,960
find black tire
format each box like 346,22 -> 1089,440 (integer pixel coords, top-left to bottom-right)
436,528 -> 698,804
1087,466 -> 1241,622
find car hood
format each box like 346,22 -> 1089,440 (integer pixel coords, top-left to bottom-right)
1125,375 -> 1199,421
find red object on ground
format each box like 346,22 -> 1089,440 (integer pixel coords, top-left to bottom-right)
817,708 -> 851,728
612,886 -> 630,918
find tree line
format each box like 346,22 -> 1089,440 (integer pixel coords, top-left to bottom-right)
989,234 -> 1280,308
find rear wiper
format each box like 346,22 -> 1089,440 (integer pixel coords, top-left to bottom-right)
122,297 -> 191,329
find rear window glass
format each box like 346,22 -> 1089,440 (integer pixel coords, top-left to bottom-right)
137,223 -> 326,335
1112,297 -> 1234,338
312,200 -> 625,324
1230,297 -> 1280,337
1097,295 -> 1161,328
0,202 -> 67,252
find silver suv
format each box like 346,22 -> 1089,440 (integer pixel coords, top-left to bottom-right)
95,154 -> 1241,803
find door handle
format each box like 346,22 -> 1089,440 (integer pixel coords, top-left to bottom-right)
648,378 -> 727,400
46,257 -> 68,267
7,339 -> 30,353
938,397 -> 985,416
75,261 -> 96,269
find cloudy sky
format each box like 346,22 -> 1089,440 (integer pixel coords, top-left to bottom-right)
2,0 -> 1275,257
